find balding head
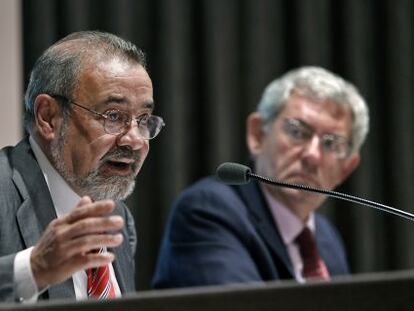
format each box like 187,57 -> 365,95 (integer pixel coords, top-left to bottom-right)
24,31 -> 147,133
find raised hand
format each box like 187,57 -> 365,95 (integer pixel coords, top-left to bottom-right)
30,196 -> 124,290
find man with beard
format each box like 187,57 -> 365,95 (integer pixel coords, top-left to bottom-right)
0,31 -> 164,302
152,67 -> 369,288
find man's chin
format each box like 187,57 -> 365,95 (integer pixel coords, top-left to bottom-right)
284,176 -> 321,189
88,180 -> 136,201
276,187 -> 326,206
75,172 -> 137,201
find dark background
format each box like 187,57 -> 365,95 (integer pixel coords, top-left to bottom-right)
22,0 -> 414,290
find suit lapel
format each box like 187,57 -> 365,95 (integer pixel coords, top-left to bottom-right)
12,140 -> 57,236
235,181 -> 294,277
314,216 -> 346,276
11,139 -> 76,299
111,204 -> 135,294
111,246 -> 131,294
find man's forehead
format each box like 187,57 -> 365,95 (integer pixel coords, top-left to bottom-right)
76,58 -> 151,90
283,93 -> 351,117
81,56 -> 147,76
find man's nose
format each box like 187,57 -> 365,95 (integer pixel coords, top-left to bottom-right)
302,135 -> 323,165
116,123 -> 146,150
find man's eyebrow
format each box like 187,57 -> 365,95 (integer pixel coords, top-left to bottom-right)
101,96 -> 155,110
105,96 -> 127,104
292,118 -> 313,131
142,100 -> 154,110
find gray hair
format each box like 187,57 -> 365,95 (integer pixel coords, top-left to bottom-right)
24,30 -> 147,133
257,66 -> 369,153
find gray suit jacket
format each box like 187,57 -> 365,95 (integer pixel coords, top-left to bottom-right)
0,138 -> 137,302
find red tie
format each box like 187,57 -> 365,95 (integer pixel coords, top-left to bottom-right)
296,227 -> 330,281
86,250 -> 116,299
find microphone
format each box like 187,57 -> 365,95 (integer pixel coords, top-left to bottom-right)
216,162 -> 414,222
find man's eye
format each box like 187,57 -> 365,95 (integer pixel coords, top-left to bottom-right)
106,110 -> 122,122
323,138 -> 335,150
323,135 -> 340,151
137,114 -> 150,125
288,126 -> 308,139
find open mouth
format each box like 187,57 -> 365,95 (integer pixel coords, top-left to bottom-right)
103,159 -> 135,176
108,161 -> 129,169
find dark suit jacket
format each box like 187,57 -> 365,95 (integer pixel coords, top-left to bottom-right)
152,176 -> 349,288
0,138 -> 136,302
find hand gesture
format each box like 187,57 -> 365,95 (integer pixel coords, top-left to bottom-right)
30,196 -> 124,290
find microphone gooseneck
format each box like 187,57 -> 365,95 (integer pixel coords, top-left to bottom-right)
216,162 -> 414,223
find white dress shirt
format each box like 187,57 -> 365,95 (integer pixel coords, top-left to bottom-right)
262,186 -> 315,283
14,136 -> 121,302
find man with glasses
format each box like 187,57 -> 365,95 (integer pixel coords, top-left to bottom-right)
152,66 -> 369,288
0,31 -> 164,302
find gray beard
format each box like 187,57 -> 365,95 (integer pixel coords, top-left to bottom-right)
49,125 -> 137,201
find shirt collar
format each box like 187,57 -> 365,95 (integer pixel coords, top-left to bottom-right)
29,136 -> 81,218
262,185 -> 315,245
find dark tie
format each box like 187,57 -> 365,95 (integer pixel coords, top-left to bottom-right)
86,249 -> 116,299
295,227 -> 330,281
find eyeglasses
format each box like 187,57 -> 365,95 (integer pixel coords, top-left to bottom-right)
50,94 -> 165,140
282,118 -> 351,159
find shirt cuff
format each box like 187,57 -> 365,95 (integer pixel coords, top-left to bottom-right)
14,247 -> 39,303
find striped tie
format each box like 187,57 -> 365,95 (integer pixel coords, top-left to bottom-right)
296,227 -> 330,281
86,249 -> 116,299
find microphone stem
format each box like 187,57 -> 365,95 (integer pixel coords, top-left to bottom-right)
248,173 -> 414,222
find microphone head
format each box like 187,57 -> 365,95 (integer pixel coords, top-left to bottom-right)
216,162 -> 251,185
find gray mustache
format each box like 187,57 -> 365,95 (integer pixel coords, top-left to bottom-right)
102,147 -> 141,162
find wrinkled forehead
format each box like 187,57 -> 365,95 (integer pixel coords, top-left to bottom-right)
290,87 -> 350,109
278,92 -> 354,131
76,57 -> 151,90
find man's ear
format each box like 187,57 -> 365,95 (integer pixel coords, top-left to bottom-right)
33,94 -> 62,141
246,112 -> 266,156
339,152 -> 361,184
